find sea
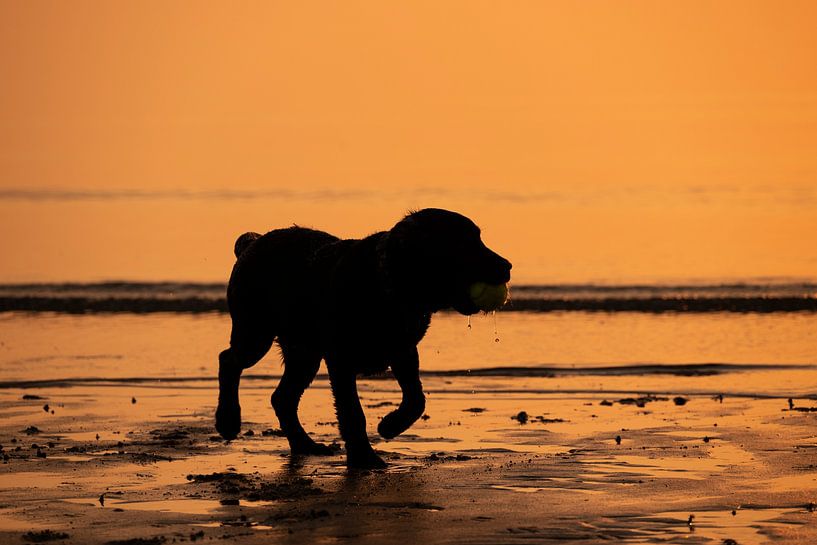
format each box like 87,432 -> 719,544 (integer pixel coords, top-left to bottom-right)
0,185 -> 815,399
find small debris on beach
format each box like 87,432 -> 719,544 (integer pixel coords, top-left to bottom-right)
261,428 -> 285,436
365,401 -> 397,408
187,472 -> 248,484
512,411 -> 529,424
788,398 -> 795,409
599,400 -> 613,406
713,394 -> 724,403
243,429 -> 255,436
42,404 -> 50,412
463,407 -> 487,413
531,416 -> 566,424
24,426 -> 40,435
426,452 -> 472,462
131,397 -> 137,404
687,514 -> 695,526
790,405 -> 817,413
149,429 -> 189,444
615,435 -> 622,445
621,395 -> 669,407
103,537 -> 167,545
21,530 -> 70,542
99,493 -> 105,506
421,414 -> 430,420
703,436 -> 711,443
673,397 -> 688,406
21,394 -> 46,400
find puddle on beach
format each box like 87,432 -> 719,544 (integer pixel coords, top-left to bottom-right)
649,507 -> 806,544
194,521 -> 276,531
0,471 -> 90,490
0,511 -> 51,532
579,443 -> 757,482
753,473 -> 817,492
64,497 -> 276,515
491,482 -> 605,495
47,454 -> 95,462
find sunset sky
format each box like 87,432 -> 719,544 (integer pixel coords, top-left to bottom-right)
1,1 -> 815,283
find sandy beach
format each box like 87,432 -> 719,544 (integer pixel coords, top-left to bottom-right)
1,310 -> 816,544
4,2 -> 817,543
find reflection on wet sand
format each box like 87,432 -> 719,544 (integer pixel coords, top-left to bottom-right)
0,376 -> 815,544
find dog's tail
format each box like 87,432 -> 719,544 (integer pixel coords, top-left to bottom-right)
234,232 -> 261,258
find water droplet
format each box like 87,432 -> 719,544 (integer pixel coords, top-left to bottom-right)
492,311 -> 499,342
467,316 -> 472,330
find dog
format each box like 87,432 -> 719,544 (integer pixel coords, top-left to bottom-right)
215,208 -> 512,468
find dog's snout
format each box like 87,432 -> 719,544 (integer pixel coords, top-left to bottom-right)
498,258 -> 512,283
482,248 -> 512,284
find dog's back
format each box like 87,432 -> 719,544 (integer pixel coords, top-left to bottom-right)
226,226 -> 341,340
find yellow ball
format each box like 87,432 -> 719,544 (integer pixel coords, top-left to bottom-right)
469,282 -> 509,311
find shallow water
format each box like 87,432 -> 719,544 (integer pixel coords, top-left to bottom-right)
1,311 -> 815,398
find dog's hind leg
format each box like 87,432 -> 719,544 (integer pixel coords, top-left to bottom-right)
215,323 -> 273,440
326,358 -> 387,469
271,342 -> 334,456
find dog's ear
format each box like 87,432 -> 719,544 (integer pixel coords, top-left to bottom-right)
379,213 -> 440,306
383,214 -> 422,279
388,213 -> 427,257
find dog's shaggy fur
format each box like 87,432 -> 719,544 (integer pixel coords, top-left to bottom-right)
215,208 -> 512,468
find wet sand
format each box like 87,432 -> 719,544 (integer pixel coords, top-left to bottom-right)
2,375 -> 816,544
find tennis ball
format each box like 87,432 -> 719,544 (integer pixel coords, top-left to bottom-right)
469,282 -> 509,311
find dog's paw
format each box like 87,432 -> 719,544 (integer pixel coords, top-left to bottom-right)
346,448 -> 387,470
291,439 -> 337,456
378,410 -> 413,440
215,403 -> 241,441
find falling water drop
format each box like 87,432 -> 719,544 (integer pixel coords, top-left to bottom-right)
492,311 -> 500,342
467,315 -> 472,330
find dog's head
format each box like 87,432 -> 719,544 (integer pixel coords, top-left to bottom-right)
383,208 -> 512,315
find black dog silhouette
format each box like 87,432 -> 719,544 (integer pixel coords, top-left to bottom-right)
215,208 -> 512,468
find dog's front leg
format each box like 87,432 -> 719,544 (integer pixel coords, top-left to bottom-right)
378,347 -> 425,440
326,359 -> 387,469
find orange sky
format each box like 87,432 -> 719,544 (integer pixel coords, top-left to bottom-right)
2,1 -> 816,192
1,2 -> 816,283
